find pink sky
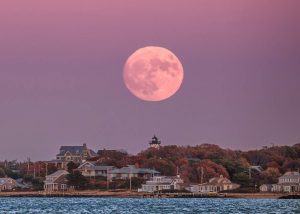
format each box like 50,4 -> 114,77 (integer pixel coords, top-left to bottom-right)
0,1 -> 299,160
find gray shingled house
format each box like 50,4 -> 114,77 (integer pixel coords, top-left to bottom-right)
53,143 -> 97,168
44,170 -> 69,192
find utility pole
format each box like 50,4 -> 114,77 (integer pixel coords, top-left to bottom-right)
129,167 -> 132,191
200,167 -> 204,184
33,163 -> 36,179
45,163 -> 48,176
249,167 -> 251,180
27,158 -> 30,175
248,167 -> 252,188
107,167 -> 110,190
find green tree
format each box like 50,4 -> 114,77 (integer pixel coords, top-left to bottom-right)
67,171 -> 87,189
0,168 -> 5,177
67,161 -> 79,173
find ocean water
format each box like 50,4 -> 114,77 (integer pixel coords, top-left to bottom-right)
0,197 -> 299,214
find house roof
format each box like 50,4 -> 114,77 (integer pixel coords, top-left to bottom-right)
77,161 -> 97,168
279,172 -> 300,179
0,178 -> 16,185
79,165 -> 115,171
93,166 -> 115,171
77,161 -> 115,171
48,159 -> 64,163
109,165 -> 160,174
56,145 -> 97,157
208,175 -> 232,185
47,170 -> 69,177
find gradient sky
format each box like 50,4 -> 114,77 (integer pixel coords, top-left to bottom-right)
0,0 -> 300,161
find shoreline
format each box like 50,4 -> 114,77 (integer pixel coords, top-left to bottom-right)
0,191 -> 294,199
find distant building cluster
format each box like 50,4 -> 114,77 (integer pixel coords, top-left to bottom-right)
2,135 -> 300,195
42,136 -> 242,194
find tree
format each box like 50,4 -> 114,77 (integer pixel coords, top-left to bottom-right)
282,159 -> 300,171
141,158 -> 176,176
67,161 -> 79,173
259,167 -> 281,185
0,168 -> 5,177
47,164 -> 58,175
191,159 -> 229,183
232,172 -> 249,187
67,171 -> 87,189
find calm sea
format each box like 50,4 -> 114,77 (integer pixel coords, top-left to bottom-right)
0,197 -> 299,214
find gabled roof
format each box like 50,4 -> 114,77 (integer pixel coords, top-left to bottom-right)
249,165 -> 263,172
45,170 -> 69,184
78,162 -> 115,171
56,146 -> 83,156
78,161 -> 97,168
56,145 -> 97,157
47,170 -> 69,178
77,161 -> 115,171
207,175 -> 232,185
0,178 -> 16,185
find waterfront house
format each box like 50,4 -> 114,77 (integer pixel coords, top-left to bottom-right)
51,143 -> 97,169
0,178 -> 17,191
44,170 -> 69,192
186,175 -> 240,193
259,184 -> 273,192
198,175 -> 240,192
77,161 -> 115,178
260,171 -> 300,193
185,184 -> 200,193
108,165 -> 160,180
138,175 -> 184,192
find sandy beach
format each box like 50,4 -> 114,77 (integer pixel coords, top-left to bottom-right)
0,191 -> 291,199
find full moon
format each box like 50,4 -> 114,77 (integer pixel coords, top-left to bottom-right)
123,46 -> 184,101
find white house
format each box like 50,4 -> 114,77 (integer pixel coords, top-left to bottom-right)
138,175 -> 184,193
186,175 -> 240,193
260,172 -> 300,193
108,165 -> 160,180
259,184 -> 273,192
44,170 -> 69,192
77,161 -> 115,178
185,184 -> 200,193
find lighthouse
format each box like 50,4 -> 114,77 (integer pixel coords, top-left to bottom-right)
149,135 -> 161,149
